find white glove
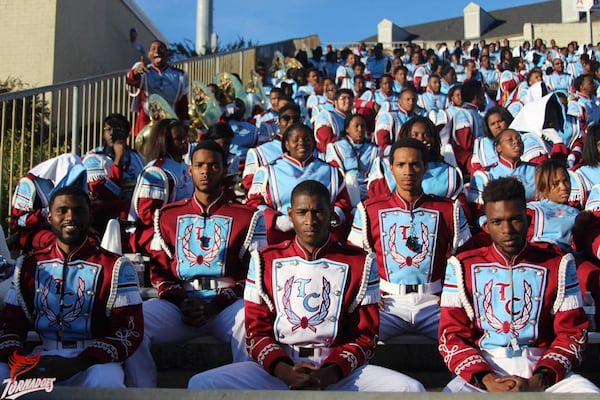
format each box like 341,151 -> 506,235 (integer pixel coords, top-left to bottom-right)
541,128 -> 563,144
567,153 -> 576,168
275,215 -> 294,232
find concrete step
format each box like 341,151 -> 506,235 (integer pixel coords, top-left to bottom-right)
152,340 -> 600,390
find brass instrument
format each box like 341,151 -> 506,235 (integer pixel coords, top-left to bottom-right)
245,70 -> 267,110
269,50 -> 285,78
284,57 -> 304,76
214,72 -> 251,119
189,80 -> 222,130
135,94 -> 177,153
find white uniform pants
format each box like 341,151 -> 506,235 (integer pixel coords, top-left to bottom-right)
378,293 -> 440,340
188,361 -> 425,392
444,347 -> 600,393
124,297 -> 247,387
0,347 -> 124,388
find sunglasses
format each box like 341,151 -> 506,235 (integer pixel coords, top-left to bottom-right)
280,114 -> 301,123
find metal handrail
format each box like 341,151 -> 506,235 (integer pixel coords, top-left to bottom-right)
0,34 -> 320,230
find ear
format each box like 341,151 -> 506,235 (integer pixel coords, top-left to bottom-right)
481,219 -> 489,234
287,207 -> 292,216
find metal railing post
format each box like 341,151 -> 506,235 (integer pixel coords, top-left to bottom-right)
71,85 -> 80,155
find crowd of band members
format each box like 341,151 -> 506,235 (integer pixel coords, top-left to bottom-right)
2,36 -> 600,392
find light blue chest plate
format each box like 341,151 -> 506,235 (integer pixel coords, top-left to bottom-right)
422,161 -> 461,198
269,160 -> 337,212
474,137 -> 499,169
488,163 -> 536,200
34,259 -> 101,340
471,263 -> 546,349
156,158 -> 194,201
332,140 -> 377,179
175,214 -> 233,279
377,207 -> 440,284
255,140 -> 283,166
528,200 -> 579,250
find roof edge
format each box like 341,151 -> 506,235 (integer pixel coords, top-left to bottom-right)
122,0 -> 169,44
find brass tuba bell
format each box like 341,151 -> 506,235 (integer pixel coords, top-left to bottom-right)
214,72 -> 251,119
245,70 -> 267,110
135,94 -> 178,154
270,50 -> 285,79
189,80 -> 222,130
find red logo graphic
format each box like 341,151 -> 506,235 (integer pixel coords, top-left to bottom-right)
1,351 -> 55,400
8,353 -> 40,383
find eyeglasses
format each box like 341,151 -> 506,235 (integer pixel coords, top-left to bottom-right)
280,114 -> 301,123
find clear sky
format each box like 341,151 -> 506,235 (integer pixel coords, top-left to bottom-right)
134,0 -> 547,49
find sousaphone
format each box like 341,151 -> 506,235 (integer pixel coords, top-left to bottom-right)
214,72 -> 251,119
245,70 -> 267,110
284,57 -> 304,78
189,80 -> 222,130
135,94 -> 177,153
269,50 -> 285,78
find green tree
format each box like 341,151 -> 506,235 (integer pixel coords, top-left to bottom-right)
0,77 -> 53,225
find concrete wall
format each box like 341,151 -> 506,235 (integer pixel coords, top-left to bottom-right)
0,0 -> 57,87
0,0 -> 166,88
524,21 -> 600,47
53,0 -> 163,84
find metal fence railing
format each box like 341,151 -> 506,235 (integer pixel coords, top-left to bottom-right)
0,51 -> 248,229
0,34 -> 320,231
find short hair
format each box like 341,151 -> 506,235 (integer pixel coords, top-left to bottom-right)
398,116 -> 441,161
190,140 -> 227,166
277,95 -> 293,104
353,61 -> 366,70
399,85 -> 417,98
574,73 -> 593,91
291,180 -> 331,206
583,124 -> 600,166
482,177 -> 526,207
379,74 -> 393,83
389,137 -> 429,165
534,159 -> 569,199
461,79 -> 483,103
483,106 -> 514,140
278,102 -> 301,117
269,87 -> 283,96
281,123 -> 314,154
204,122 -> 234,140
334,88 -> 354,100
448,84 -> 462,99
150,39 -> 167,49
49,185 -> 91,210
492,128 -> 519,148
394,65 -> 408,75
343,113 -> 366,133
104,113 -> 131,133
